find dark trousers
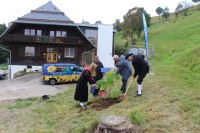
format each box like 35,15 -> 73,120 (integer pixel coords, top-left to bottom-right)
137,72 -> 148,84
121,79 -> 128,93
93,78 -> 102,96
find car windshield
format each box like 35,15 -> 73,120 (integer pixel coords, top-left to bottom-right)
125,48 -> 145,55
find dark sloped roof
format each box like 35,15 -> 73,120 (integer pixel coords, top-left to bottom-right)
35,1 -> 62,12
15,1 -> 74,24
0,1 -> 96,48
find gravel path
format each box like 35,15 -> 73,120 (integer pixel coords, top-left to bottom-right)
0,73 -> 72,101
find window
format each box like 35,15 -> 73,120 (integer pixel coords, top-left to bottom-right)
62,31 -> 67,37
56,31 -> 61,37
25,29 -> 29,35
50,31 -> 67,37
25,47 -> 35,56
47,48 -> 58,52
19,46 -> 39,56
71,66 -> 82,72
55,67 -> 63,72
37,30 -> 42,36
85,30 -> 98,45
27,66 -> 32,69
30,30 -> 35,36
55,66 -> 66,72
64,48 -> 75,58
24,29 -> 35,36
50,31 -> 55,37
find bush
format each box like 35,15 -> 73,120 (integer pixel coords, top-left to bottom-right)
0,64 -> 8,70
115,45 -> 128,55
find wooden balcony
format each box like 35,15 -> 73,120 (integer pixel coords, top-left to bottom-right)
2,34 -> 83,44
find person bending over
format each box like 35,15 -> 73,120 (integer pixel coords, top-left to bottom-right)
125,53 -> 149,96
113,55 -> 132,93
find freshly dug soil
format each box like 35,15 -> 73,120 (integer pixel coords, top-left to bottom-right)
87,98 -> 119,111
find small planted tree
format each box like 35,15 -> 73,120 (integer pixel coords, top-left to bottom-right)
96,71 -> 121,99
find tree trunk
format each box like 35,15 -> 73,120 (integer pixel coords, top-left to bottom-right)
94,115 -> 136,133
130,36 -> 134,45
130,29 -> 134,45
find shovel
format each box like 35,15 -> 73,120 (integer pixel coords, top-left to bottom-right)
117,78 -> 133,102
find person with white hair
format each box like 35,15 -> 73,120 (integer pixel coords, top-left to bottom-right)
93,56 -> 104,96
113,55 -> 132,93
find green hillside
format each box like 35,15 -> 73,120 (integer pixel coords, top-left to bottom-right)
0,9 -> 199,133
149,10 -> 200,83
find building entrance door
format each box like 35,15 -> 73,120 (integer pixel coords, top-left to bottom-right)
47,53 -> 58,63
46,48 -> 58,63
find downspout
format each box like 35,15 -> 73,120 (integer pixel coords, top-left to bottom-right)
82,48 -> 96,68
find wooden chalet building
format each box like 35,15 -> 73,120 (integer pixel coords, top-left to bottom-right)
0,1 -> 115,79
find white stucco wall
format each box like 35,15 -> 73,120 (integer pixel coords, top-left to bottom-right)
11,65 -> 42,79
97,24 -> 114,68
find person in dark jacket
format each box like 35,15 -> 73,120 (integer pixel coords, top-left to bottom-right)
93,56 -> 104,96
113,55 -> 132,93
94,56 -> 104,81
126,53 -> 149,96
74,63 -> 96,107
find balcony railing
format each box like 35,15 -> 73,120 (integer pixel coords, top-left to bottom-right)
2,34 -> 83,44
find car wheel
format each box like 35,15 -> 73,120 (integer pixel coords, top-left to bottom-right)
49,79 -> 56,85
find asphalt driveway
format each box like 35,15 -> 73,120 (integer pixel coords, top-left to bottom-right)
0,73 -> 73,101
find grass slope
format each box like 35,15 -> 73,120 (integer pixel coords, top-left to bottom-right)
0,10 -> 200,133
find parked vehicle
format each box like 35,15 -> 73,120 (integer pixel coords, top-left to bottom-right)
42,63 -> 82,85
125,48 -> 154,60
0,70 -> 6,80
125,48 -> 146,56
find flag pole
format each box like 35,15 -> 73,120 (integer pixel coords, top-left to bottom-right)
142,13 -> 149,64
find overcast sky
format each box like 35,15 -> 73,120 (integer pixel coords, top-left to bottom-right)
0,0 -> 194,25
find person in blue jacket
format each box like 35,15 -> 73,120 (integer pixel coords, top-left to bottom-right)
113,55 -> 132,93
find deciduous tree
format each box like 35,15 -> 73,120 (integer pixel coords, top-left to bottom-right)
113,19 -> 121,31
95,21 -> 102,25
162,7 -> 170,21
176,1 -> 192,16
192,0 -> 200,10
155,7 -> 163,21
121,7 -> 151,44
0,23 -> 8,64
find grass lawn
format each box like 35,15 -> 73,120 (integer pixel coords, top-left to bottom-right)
0,64 -> 8,70
0,7 -> 200,133
0,68 -> 199,132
